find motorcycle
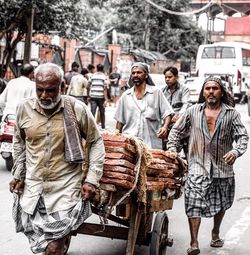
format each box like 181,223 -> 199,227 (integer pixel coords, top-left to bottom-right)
0,114 -> 15,171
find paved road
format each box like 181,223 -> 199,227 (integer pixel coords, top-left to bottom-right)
0,104 -> 250,255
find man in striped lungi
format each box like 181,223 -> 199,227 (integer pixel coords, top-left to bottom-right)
167,76 -> 248,255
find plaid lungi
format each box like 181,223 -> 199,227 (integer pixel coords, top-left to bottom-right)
12,194 -> 91,254
185,174 -> 235,218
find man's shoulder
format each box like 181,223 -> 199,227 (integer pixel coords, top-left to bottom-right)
63,95 -> 88,110
92,72 -> 106,79
17,97 -> 36,110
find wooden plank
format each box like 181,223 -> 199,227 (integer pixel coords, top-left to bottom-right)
76,223 -> 129,240
125,203 -> 143,255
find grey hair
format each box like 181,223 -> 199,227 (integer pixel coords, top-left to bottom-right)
34,63 -> 64,84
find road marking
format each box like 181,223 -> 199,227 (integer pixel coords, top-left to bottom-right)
211,206 -> 250,255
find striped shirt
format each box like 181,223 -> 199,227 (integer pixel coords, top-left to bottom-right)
89,72 -> 107,98
162,82 -> 191,115
167,103 -> 248,178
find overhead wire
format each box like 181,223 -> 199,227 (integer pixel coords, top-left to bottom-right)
144,0 -> 217,16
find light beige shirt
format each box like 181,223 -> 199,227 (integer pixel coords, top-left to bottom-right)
14,96 -> 104,214
67,74 -> 89,97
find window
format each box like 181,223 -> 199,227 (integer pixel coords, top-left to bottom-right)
242,48 -> 250,66
202,47 -> 235,59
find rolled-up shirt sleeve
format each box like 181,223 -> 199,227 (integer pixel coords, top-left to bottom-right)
159,89 -> 174,119
77,103 -> 104,187
167,110 -> 191,152
231,111 -> 249,157
179,86 -> 191,115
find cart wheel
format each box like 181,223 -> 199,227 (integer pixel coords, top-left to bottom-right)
150,211 -> 171,255
64,236 -> 71,255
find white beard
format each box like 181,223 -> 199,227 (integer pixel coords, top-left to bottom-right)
37,91 -> 62,110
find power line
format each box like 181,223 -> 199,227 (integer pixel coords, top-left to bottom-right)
145,0 -> 216,16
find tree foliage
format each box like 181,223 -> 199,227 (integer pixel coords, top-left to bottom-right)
110,0 -> 204,60
0,0 -> 205,77
0,0 -> 92,77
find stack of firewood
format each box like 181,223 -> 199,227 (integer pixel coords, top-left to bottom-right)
100,133 -> 137,190
99,133 -> 186,193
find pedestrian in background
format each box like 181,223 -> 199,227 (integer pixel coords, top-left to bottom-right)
167,76 -> 248,255
67,68 -> 89,105
87,63 -> 95,80
9,63 -> 105,255
64,62 -> 80,92
0,78 -> 6,94
239,77 -> 249,104
89,64 -> 108,129
109,66 -> 121,107
0,63 -> 35,116
115,62 -> 173,149
81,67 -> 90,105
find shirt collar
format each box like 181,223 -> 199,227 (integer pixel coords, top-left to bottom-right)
127,84 -> 154,95
165,81 -> 180,92
32,95 -> 64,116
199,102 -> 233,111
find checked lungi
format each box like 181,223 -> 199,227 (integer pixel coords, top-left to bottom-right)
185,174 -> 235,218
12,194 -> 91,254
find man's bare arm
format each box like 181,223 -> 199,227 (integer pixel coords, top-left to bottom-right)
116,121 -> 124,133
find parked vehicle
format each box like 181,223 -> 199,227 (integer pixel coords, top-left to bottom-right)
195,41 -> 250,101
150,73 -> 165,89
0,114 -> 15,171
184,77 -> 204,104
150,72 -> 190,89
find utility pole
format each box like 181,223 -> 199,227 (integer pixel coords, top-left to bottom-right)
23,4 -> 34,64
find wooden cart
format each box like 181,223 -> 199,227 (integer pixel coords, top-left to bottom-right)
65,187 -> 180,255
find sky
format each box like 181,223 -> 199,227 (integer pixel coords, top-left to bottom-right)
198,13 -> 226,31
197,12 -> 242,32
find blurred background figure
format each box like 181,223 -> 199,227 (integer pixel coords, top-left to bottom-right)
64,62 -> 80,93
89,64 -> 108,129
0,78 -> 7,121
67,67 -> 89,105
0,63 -> 35,117
87,64 -> 95,80
108,66 -> 121,107
240,77 -> 249,104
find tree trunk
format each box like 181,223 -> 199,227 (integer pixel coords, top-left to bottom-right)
23,5 -> 34,64
143,3 -> 150,51
0,32 -> 23,78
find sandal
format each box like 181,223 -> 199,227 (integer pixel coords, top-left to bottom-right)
187,247 -> 200,255
210,238 -> 224,248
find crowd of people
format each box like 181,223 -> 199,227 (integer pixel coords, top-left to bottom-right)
0,60 -> 248,255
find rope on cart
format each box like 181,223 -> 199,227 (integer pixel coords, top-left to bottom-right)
108,134 -> 151,213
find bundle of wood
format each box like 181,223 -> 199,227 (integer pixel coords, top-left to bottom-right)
146,149 -> 185,191
100,133 -> 137,190
99,133 -> 186,197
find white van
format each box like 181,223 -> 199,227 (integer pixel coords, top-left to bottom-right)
195,41 -> 250,100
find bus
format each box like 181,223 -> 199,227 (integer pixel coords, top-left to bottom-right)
195,41 -> 250,101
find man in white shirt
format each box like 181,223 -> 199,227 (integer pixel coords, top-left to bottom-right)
0,63 -> 35,116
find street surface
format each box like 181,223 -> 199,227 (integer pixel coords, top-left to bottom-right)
0,104 -> 250,255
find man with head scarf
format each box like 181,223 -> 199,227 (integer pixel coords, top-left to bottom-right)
114,62 -> 174,149
167,76 -> 248,255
